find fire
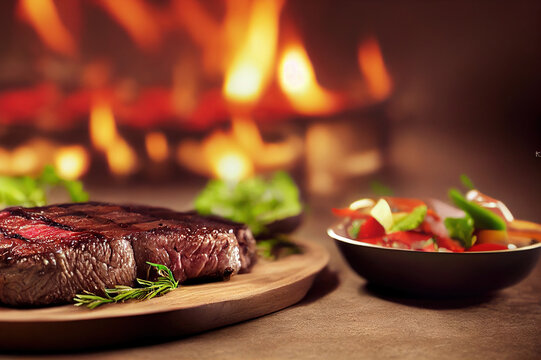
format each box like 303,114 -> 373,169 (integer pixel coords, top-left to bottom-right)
176,117 -> 302,182
10,139 -> 56,176
17,0 -> 76,56
231,117 -> 302,169
54,146 -> 89,180
0,139 -> 74,177
231,117 -> 264,153
357,37 -> 392,100
173,0 -> 222,75
97,0 -> 161,51
7,0 -> 393,184
214,153 -> 252,184
105,138 -> 137,177
278,44 -> 340,115
89,103 -> 137,176
90,104 -> 117,152
198,0 -> 290,182
145,132 -> 169,163
203,132 -> 254,183
223,0 -> 283,106
10,145 -> 40,175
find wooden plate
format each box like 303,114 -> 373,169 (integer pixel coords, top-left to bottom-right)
0,239 -> 328,351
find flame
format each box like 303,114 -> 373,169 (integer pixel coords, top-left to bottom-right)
0,139 -> 64,176
90,103 -> 117,152
173,0 -> 222,75
89,103 -> 137,176
212,152 -> 254,183
54,145 -> 89,180
177,117 -> 302,182
278,44 -> 340,115
145,132 -> 169,162
223,0 -> 283,105
203,132 -> 254,183
222,0 -> 253,71
106,137 -> 137,176
231,116 -> 264,153
357,37 -> 392,100
11,145 -> 40,175
97,0 -> 161,51
18,0 -> 76,56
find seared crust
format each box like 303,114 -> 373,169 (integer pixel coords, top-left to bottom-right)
0,203 -> 257,306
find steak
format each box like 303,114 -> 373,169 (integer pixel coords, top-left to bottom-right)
0,202 -> 257,306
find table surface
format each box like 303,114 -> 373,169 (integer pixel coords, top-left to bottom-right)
3,184 -> 541,360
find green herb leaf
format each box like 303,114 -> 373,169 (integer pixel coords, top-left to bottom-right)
460,174 -> 476,190
74,262 -> 179,309
0,165 -> 88,209
61,179 -> 89,202
0,176 -> 46,208
448,188 -> 506,230
390,205 -> 427,232
194,171 -> 302,236
444,214 -> 476,249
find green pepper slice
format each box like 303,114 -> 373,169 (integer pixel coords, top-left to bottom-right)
448,189 -> 506,231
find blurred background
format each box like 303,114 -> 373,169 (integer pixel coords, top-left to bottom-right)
0,0 -> 539,220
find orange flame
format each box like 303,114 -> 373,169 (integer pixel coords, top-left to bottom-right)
145,132 -> 169,163
106,137 -> 137,176
177,116 -> 302,182
98,0 -> 161,51
173,0 -> 222,75
0,139 -> 58,176
10,145 -> 40,175
89,103 -> 137,176
89,103 -> 117,152
203,132 -> 254,183
278,43 -> 340,115
54,145 -> 89,180
358,37 -> 392,100
209,0 -> 286,181
223,0 -> 284,105
18,0 -> 76,56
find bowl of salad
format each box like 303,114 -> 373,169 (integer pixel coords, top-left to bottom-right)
328,184 -> 541,296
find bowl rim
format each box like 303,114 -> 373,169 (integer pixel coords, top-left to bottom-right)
327,226 -> 541,254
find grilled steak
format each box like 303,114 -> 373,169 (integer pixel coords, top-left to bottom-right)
0,202 -> 257,306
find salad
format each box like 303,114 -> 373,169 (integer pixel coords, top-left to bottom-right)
332,181 -> 539,252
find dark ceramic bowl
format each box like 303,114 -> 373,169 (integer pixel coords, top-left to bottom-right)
328,225 -> 541,296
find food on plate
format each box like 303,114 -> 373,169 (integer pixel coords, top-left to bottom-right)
195,171 -> 303,237
332,180 -> 540,252
195,171 -> 303,259
0,202 -> 256,307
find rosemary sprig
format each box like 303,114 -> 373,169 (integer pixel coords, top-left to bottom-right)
74,262 -> 179,309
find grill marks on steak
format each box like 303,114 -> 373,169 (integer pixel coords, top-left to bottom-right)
0,202 -> 257,306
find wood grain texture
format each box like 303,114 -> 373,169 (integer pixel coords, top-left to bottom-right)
0,239 -> 329,351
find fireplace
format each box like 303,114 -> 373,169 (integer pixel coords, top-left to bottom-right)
0,0 -> 393,195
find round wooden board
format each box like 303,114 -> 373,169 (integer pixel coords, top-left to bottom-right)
0,239 -> 329,352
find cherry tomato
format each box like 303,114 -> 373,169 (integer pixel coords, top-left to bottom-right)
357,216 -> 386,239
